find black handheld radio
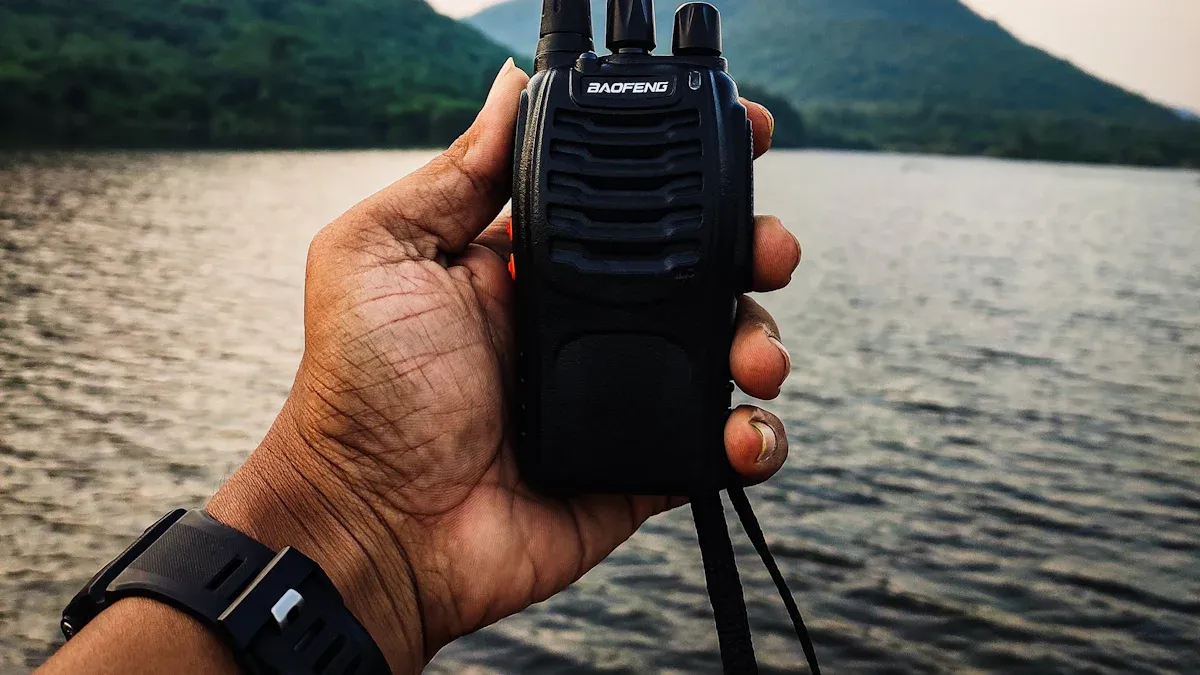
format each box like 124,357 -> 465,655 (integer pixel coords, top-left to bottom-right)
511,2 -> 830,667
512,0 -> 751,496
511,2 -> 824,673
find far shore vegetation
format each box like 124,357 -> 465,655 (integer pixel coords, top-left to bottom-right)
2,0 -> 1198,168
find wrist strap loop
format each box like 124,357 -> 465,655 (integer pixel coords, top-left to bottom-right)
692,486 -> 823,674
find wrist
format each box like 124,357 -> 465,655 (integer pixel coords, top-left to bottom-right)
41,597 -> 243,675
207,401 -> 425,674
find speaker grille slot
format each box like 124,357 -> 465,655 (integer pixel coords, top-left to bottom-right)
550,242 -> 701,275
547,205 -> 703,243
551,139 -> 702,163
556,109 -> 700,135
545,107 -> 704,277
548,171 -> 702,197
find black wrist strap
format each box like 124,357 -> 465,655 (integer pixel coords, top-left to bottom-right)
63,510 -> 389,675
692,486 -> 822,674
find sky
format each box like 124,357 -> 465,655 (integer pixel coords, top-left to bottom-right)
428,0 -> 1200,112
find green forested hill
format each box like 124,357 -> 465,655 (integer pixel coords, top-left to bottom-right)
0,0 -> 516,147
470,0 -> 1200,166
2,0 -> 1196,165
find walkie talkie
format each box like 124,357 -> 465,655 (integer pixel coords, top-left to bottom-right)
511,3 -> 824,672
511,0 -> 752,496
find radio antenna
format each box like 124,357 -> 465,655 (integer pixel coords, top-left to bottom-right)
535,0 -> 594,73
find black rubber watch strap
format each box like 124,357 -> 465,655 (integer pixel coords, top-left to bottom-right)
109,510 -> 277,622
62,510 -> 389,675
220,546 -> 388,675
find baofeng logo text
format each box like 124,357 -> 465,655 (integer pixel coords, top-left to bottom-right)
586,80 -> 672,95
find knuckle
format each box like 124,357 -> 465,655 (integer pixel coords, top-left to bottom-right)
443,145 -> 501,202
306,224 -> 338,266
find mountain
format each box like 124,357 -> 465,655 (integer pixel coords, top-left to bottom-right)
1,0 -> 1195,165
469,0 -> 1200,166
0,0 -> 517,147
469,0 -> 1172,121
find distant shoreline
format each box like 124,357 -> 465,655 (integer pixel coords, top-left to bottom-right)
2,145 -> 1197,173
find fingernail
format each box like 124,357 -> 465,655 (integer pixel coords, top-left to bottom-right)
751,421 -> 776,464
484,58 -> 516,107
763,106 -> 776,138
768,336 -> 792,374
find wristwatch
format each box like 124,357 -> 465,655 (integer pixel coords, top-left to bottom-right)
61,509 -> 389,675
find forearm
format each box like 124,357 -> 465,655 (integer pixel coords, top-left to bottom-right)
40,598 -> 242,675
41,408 -> 425,675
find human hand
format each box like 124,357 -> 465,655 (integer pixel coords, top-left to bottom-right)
207,59 -> 803,673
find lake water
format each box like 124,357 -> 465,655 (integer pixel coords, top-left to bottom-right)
1,150 -> 1198,674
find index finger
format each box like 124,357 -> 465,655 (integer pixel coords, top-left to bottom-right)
741,98 -> 775,159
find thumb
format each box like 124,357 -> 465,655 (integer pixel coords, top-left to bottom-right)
354,58 -> 530,259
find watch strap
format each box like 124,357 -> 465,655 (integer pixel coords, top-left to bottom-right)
63,510 -> 389,675
108,509 -> 277,622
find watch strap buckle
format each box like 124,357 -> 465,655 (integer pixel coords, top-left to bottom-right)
219,546 -> 327,649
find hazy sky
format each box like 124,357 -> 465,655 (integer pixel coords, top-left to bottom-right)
429,0 -> 1200,111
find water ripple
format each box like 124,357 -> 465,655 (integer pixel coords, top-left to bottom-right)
2,151 -> 1198,673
